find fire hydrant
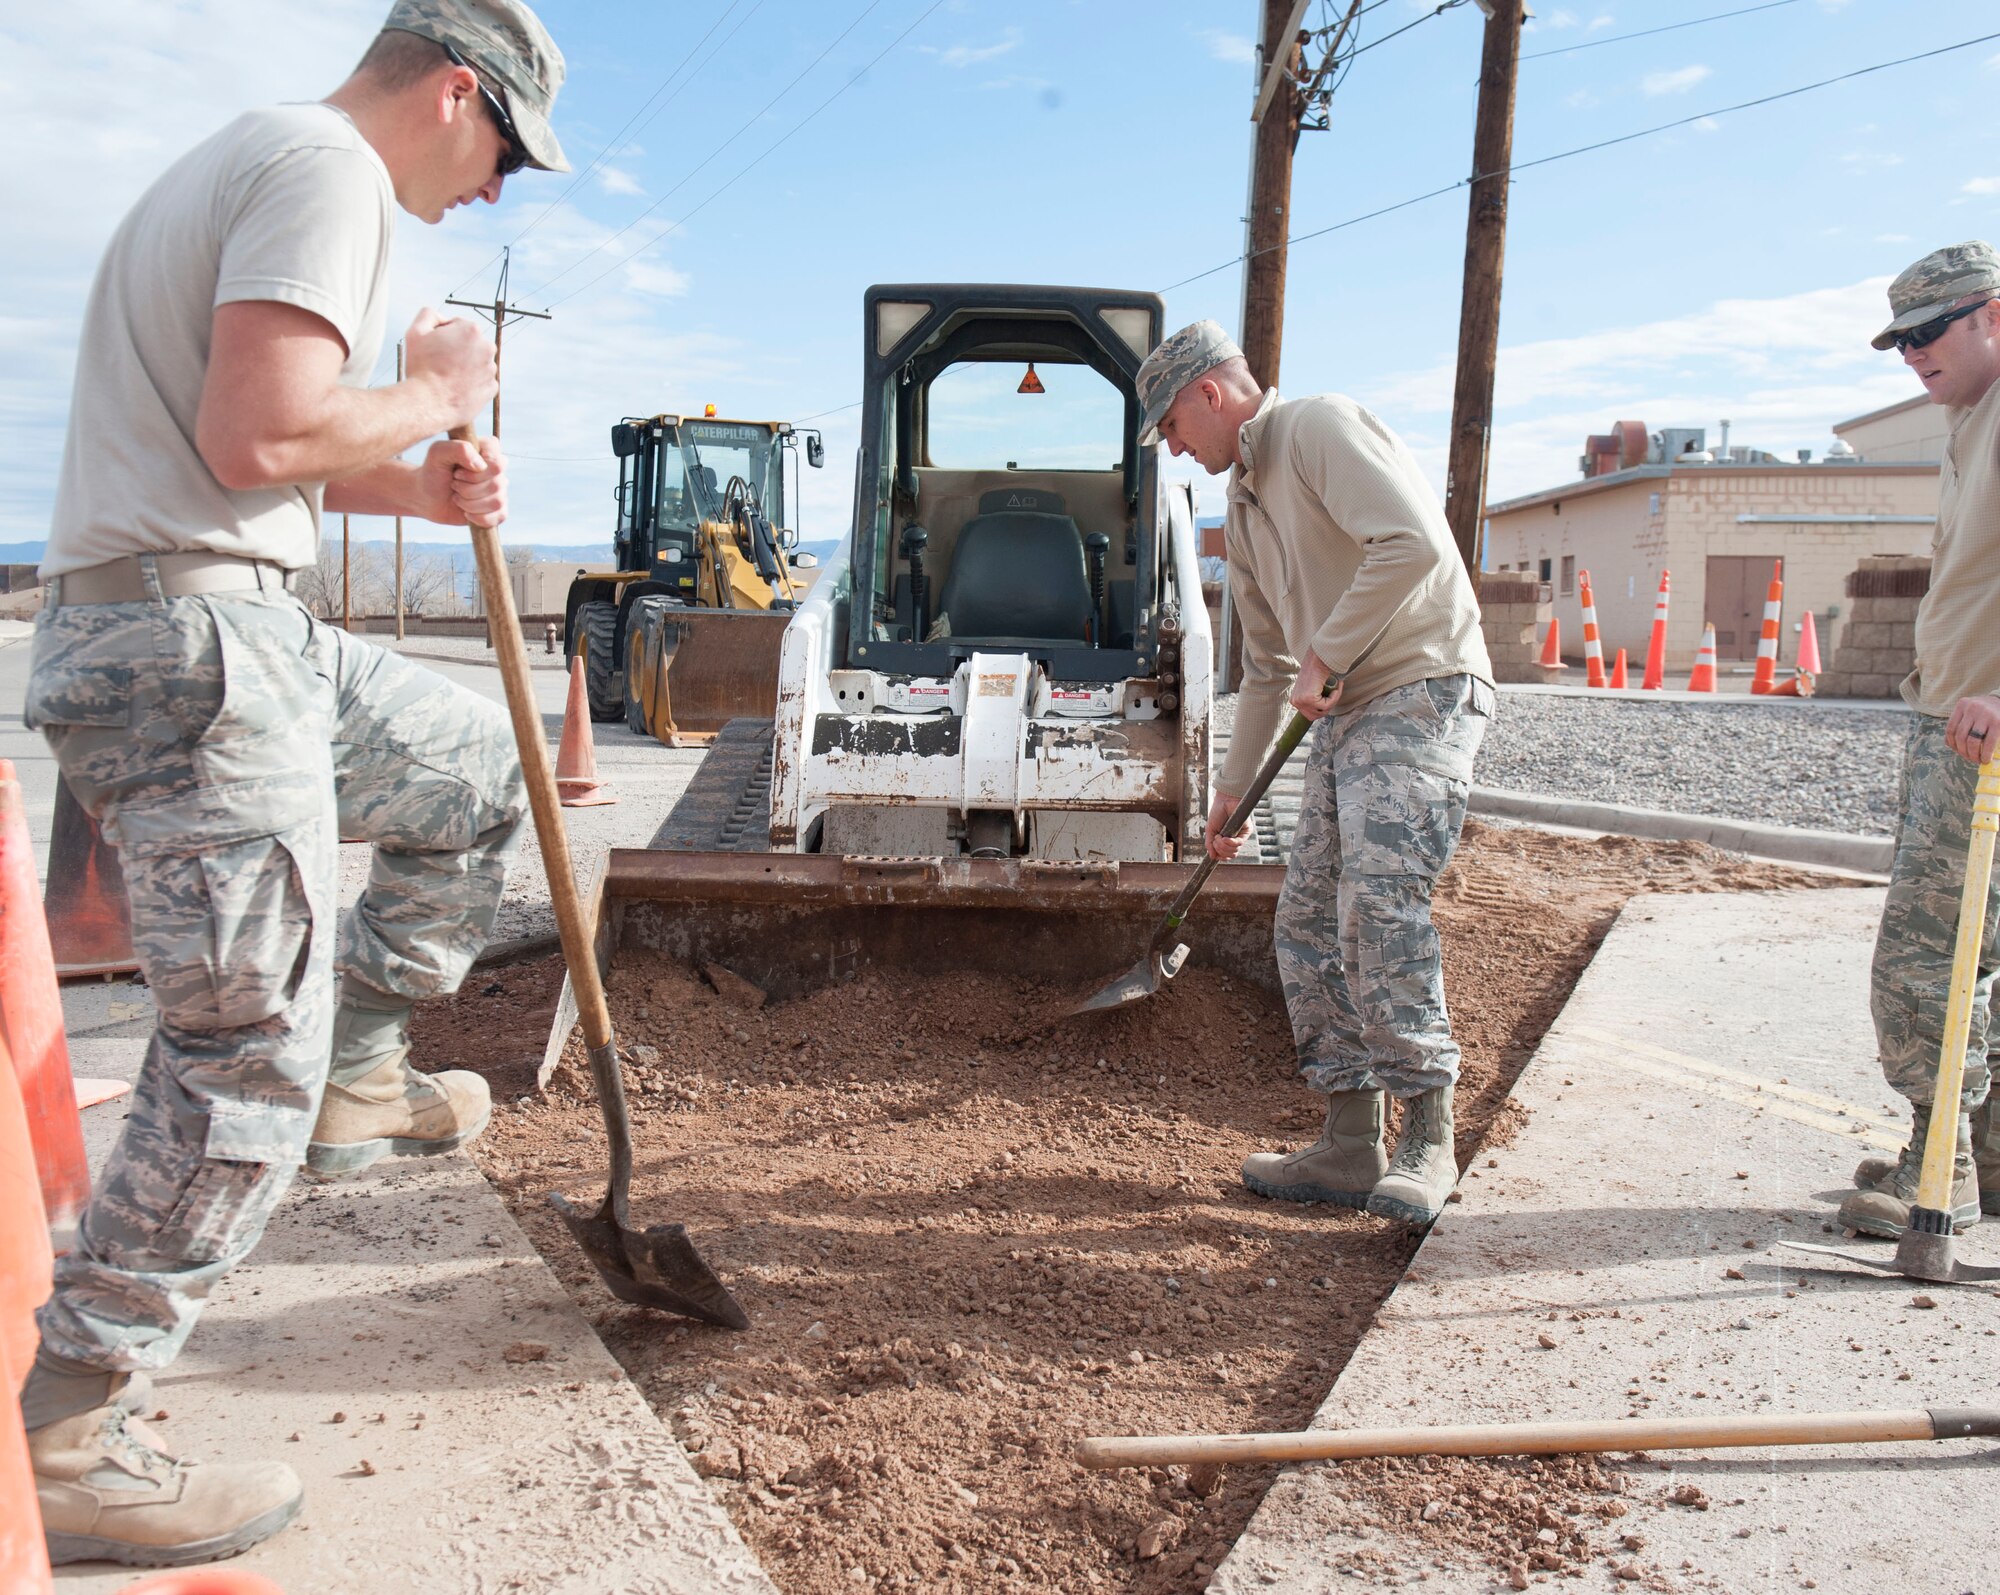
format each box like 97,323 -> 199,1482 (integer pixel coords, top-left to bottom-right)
544,621 -> 558,655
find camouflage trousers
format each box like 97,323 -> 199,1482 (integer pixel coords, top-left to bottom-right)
1871,713 -> 1999,1109
1275,675 -> 1491,1098
24,576 -> 525,1372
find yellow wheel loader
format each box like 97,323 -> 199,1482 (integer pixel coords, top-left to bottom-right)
561,412 -> 824,744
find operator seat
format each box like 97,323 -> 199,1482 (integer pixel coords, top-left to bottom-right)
936,500 -> 1092,644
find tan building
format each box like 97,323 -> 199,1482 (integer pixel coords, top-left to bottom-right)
1833,394 -> 1950,464
1485,420 -> 1939,672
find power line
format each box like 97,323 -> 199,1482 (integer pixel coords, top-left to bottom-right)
1160,27 -> 2000,294
522,0 -> 890,302
452,0 -> 767,296
797,400 -> 862,422
540,0 -> 952,312
1521,0 -> 1799,62
1329,0 -> 1470,67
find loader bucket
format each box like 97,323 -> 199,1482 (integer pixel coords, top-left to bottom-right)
540,852 -> 1284,1088
632,609 -> 791,748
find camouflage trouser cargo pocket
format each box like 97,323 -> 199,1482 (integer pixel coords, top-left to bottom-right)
1276,675 -> 1490,1097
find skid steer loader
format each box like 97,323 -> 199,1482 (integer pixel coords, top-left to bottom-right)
541,284 -> 1260,1091
562,412 -> 824,743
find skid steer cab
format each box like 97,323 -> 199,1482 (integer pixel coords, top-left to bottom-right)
769,284 -> 1212,863
563,412 -> 824,743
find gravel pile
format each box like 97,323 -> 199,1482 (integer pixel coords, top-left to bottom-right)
1473,693 -> 1910,838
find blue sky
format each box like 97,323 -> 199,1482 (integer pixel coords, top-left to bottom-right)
6,0 -> 2000,554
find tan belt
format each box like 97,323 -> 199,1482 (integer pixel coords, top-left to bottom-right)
47,553 -> 293,608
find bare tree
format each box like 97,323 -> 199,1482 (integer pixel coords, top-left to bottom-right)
399,552 -> 456,616
292,539 -> 343,619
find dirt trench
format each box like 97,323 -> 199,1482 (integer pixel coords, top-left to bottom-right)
415,822 -> 1837,1593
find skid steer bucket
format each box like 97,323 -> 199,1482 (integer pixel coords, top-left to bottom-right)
540,852 -> 1284,1088
630,609 -> 791,747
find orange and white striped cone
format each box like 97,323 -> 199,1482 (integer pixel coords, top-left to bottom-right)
1687,623 -> 1719,693
1749,559 -> 1784,696
1640,569 -> 1670,690
1609,647 -> 1629,689
555,658 -> 617,808
1579,569 -> 1606,688
1537,617 -> 1562,672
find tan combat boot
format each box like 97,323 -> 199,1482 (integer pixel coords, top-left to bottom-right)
32,1403 -> 302,1567
306,990 -> 490,1177
1241,1090 -> 1387,1208
1366,1087 -> 1458,1225
1860,1100 -> 2000,1215
1837,1108 -> 1980,1238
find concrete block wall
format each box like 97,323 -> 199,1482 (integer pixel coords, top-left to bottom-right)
1815,555 -> 1928,698
1478,573 -> 1543,683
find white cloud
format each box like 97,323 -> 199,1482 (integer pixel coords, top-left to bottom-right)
1565,88 -> 1600,110
622,258 -> 691,298
921,27 -> 1022,69
1987,51 -> 2000,71
597,167 -> 643,197
1198,28 -> 1255,66
1587,14 -> 1615,29
1642,64 -> 1711,96
1348,277 -> 1914,502
1963,176 -> 2000,195
1692,116 -> 1721,133
1839,151 -> 1903,173
1534,8 -> 1581,29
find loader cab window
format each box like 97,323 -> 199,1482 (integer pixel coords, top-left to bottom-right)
924,359 -> 1124,470
666,421 -> 785,532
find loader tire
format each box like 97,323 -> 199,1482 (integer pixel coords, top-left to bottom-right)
575,599 -> 624,721
623,596 -> 670,736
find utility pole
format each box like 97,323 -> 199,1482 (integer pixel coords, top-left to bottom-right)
1239,0 -> 1308,390
394,341 -> 406,640
1442,0 -> 1525,582
1238,1 -> 1361,389
445,245 -> 550,439
341,512 -> 351,631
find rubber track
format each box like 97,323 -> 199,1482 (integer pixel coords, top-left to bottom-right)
650,716 -> 775,852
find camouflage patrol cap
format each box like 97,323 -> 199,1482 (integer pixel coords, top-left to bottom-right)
1870,241 -> 2000,350
383,0 -> 569,173
1135,320 -> 1244,444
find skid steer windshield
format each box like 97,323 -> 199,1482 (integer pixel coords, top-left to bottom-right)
674,421 -> 784,528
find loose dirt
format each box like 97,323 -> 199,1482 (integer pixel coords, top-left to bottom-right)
412,823 -> 1837,1593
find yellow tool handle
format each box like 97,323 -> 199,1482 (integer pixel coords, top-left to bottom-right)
1074,1407 -> 2000,1468
1915,756 -> 2000,1214
453,425 -> 616,1055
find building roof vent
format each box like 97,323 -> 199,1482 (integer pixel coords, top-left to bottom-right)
1826,438 -> 1858,462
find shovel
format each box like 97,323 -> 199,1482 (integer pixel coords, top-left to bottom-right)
1067,628 -> 1392,1019
1782,753 -> 2000,1289
457,425 -> 749,1330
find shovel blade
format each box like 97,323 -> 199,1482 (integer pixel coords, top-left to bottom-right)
1067,942 -> 1190,1019
1777,1237 -> 2000,1288
550,1191 -> 751,1329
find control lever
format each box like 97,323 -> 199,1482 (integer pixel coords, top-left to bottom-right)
901,525 -> 930,643
1084,531 -> 1110,647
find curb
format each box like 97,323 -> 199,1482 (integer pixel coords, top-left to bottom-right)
1469,786 -> 1893,875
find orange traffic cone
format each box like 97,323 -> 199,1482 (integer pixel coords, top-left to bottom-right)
1641,570 -> 1670,690
1609,648 -> 1629,689
1579,569 -> 1607,688
1767,674 -> 1815,698
555,658 -> 617,808
42,776 -> 136,980
0,763 -> 93,1241
1749,559 -> 1785,696
1797,610 -> 1824,676
119,1573 -> 290,1593
1536,617 -> 1562,672
0,1020 -> 54,1595
1687,623 -> 1719,693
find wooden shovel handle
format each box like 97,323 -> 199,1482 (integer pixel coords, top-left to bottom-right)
452,425 -> 615,1055
1076,1406 -> 2000,1469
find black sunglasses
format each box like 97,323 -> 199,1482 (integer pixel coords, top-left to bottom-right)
1891,298 -> 1990,354
441,42 -> 528,178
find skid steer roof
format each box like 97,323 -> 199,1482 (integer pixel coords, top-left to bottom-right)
849,285 -> 1170,684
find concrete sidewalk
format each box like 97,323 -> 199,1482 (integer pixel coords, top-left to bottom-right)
1215,888 -> 1999,1595
55,1028 -> 775,1593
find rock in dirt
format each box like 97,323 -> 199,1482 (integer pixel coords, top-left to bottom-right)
702,961 -> 768,1010
1135,1519 -> 1181,1560
1668,1483 -> 1710,1509
502,1341 -> 551,1364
